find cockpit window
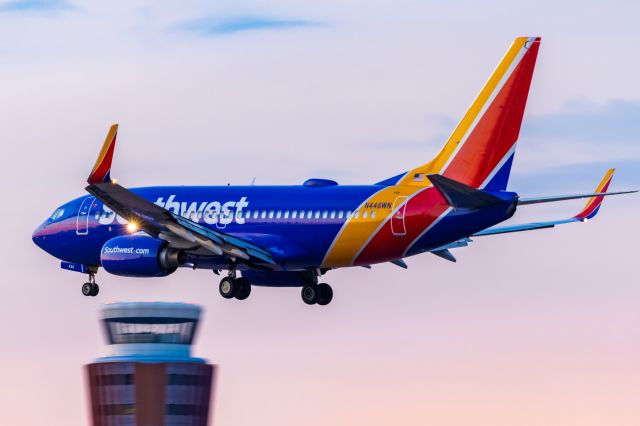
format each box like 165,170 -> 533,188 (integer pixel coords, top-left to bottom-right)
49,208 -> 65,221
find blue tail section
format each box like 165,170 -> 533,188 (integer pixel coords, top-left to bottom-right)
483,152 -> 515,191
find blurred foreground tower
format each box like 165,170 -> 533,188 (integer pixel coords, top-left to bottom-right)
86,302 -> 216,426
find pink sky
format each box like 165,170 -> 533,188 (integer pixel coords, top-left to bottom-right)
1,1 -> 639,425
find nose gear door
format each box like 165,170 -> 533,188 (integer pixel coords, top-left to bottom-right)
76,197 -> 96,235
391,196 -> 408,236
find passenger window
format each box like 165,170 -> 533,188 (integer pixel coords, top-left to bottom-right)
330,211 -> 336,219
245,210 -> 251,219
292,211 -> 297,219
307,210 -> 313,219
322,211 -> 328,219
315,211 -> 320,219
268,211 -> 274,219
253,211 -> 259,219
261,211 -> 266,219
362,211 -> 368,219
276,211 -> 282,219
297,211 -> 302,219
338,211 -> 344,219
371,211 -> 376,219
284,211 -> 290,219
354,211 -> 359,219
346,211 -> 352,219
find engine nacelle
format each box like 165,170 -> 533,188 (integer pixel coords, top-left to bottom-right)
101,235 -> 183,277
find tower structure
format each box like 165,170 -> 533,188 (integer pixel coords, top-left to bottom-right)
86,302 -> 215,426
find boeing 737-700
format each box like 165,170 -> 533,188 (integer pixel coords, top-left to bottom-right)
32,37 -> 636,305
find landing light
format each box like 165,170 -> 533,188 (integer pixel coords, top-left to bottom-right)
126,222 -> 138,233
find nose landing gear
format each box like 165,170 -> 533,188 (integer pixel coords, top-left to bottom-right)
81,270 -> 99,297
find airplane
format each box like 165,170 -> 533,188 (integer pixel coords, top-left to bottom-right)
32,36 -> 636,305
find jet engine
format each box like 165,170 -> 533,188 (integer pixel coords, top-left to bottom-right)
101,235 -> 184,277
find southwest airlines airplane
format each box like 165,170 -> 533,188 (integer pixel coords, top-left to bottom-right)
33,37 -> 636,305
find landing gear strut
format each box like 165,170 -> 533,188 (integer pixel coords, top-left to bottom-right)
219,271 -> 252,300
82,271 -> 99,297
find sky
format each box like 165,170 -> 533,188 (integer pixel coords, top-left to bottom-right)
1,1 -> 639,425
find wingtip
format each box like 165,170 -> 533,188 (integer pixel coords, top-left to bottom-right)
87,124 -> 119,184
574,169 -> 616,220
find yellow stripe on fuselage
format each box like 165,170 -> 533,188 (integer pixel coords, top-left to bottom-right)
322,185 -> 422,267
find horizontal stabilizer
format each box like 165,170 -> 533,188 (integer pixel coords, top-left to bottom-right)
428,174 -> 506,209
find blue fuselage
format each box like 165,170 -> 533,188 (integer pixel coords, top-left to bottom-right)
33,184 -> 517,274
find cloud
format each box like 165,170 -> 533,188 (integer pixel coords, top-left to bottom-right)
513,99 -> 640,175
0,0 -> 70,13
523,99 -> 640,144
175,16 -> 321,36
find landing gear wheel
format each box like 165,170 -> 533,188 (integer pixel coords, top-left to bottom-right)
316,283 -> 333,306
301,284 -> 318,305
234,277 -> 252,300
90,283 -> 99,297
82,282 -> 93,297
219,277 -> 237,299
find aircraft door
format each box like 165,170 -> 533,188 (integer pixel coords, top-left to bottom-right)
77,196 -> 96,235
391,196 -> 408,236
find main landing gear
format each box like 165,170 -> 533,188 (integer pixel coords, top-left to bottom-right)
217,268 -> 333,305
81,271 -> 99,297
301,283 -> 333,306
219,272 -> 252,301
300,269 -> 333,305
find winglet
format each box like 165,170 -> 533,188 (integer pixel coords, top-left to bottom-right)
574,168 -> 615,220
88,124 -> 118,184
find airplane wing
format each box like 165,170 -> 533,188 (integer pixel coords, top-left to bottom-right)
473,168 -> 632,237
517,169 -> 635,205
85,125 -> 276,267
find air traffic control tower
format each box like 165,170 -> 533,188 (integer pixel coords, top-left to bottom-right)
86,302 -> 216,426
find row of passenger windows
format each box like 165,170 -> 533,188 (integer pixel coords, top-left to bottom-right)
227,209 -> 377,221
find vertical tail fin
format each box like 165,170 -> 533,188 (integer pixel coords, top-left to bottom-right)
396,37 -> 541,190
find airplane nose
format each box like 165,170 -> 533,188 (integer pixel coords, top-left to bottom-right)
32,223 -> 47,250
